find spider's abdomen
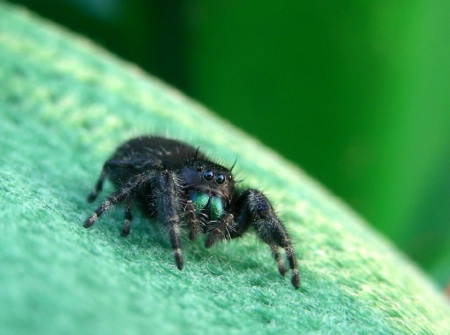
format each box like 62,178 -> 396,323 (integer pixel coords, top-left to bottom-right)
111,136 -> 202,170
105,136 -> 204,190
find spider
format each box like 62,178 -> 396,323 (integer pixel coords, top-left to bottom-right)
83,136 -> 299,288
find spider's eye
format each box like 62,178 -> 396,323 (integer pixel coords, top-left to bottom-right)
197,165 -> 204,172
203,170 -> 214,181
215,174 -> 225,185
227,174 -> 232,181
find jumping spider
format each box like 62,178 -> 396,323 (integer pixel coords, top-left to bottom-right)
83,136 -> 299,288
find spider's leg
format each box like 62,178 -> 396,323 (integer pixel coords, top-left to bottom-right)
121,198 -> 133,237
270,245 -> 286,277
83,172 -> 149,229
87,167 -> 107,202
87,158 -> 162,202
204,213 -> 234,248
86,159 -> 131,202
157,171 -> 184,270
186,200 -> 201,241
229,189 -> 300,289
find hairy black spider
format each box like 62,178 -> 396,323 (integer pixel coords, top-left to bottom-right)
83,136 -> 299,288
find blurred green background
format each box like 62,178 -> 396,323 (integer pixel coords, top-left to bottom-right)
7,0 -> 449,287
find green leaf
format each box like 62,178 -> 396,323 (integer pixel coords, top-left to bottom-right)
0,3 -> 449,335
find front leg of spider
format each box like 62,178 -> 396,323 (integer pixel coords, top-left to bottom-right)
184,200 -> 198,241
156,170 -> 184,270
214,189 -> 300,289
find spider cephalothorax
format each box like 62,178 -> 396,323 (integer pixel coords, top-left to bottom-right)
83,136 -> 299,288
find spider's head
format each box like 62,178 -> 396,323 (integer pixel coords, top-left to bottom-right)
182,159 -> 235,199
181,158 -> 235,220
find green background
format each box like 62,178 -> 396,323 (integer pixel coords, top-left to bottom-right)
8,0 -> 449,287
1,2 -> 450,334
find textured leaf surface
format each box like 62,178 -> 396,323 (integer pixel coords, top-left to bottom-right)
0,3 -> 449,335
